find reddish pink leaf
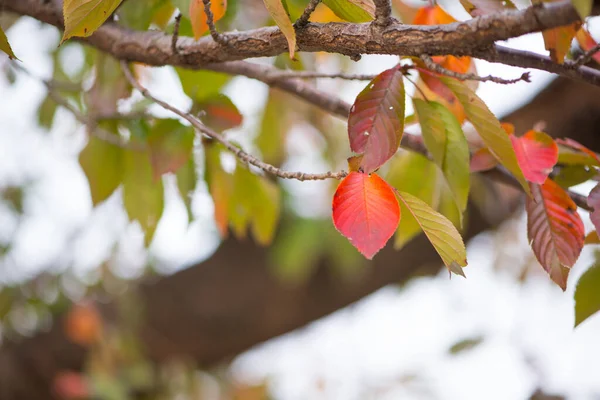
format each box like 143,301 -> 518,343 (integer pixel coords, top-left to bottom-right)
587,183 -> 600,233
526,179 -> 585,290
510,130 -> 558,184
348,66 -> 405,173
470,148 -> 498,172
332,172 -> 400,259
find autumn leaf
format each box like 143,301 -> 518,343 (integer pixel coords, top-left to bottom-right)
332,172 -> 400,259
585,231 -> 600,244
348,66 -> 405,173
196,94 -> 243,132
576,28 -> 600,64
190,0 -> 227,40
511,130 -> 558,184
205,144 -> 233,237
556,137 -> 600,166
147,119 -> 195,180
526,179 -> 585,290
263,0 -> 296,58
470,148 -> 497,172
542,22 -> 580,64
414,99 -> 470,215
574,263 -> 600,327
79,134 -> 123,205
122,147 -> 165,246
441,77 -> 530,195
0,25 -> 17,60
459,0 -> 515,16
64,303 -> 102,347
322,0 -> 374,22
396,191 -> 467,275
571,0 -> 593,19
385,152 -> 438,249
62,0 -> 124,44
412,4 -> 456,25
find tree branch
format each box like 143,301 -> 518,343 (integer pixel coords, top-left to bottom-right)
373,0 -> 393,26
3,0 -> 587,69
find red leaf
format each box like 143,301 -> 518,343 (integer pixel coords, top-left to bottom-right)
332,172 -> 400,259
587,183 -> 600,233
348,66 -> 405,173
510,130 -> 558,184
526,179 -> 585,290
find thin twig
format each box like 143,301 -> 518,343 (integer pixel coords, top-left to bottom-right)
573,43 -> 600,67
202,0 -> 228,44
265,70 -> 376,81
420,54 -> 531,84
120,61 -> 346,181
373,0 -> 393,26
295,0 -> 321,28
171,13 -> 182,55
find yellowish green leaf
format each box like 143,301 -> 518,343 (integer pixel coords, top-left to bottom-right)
147,119 -> 194,180
571,0 -> 593,18
177,158 -> 197,222
62,0 -> 124,44
321,0 -> 374,22
205,144 -> 233,237
122,147 -> 165,246
79,133 -> 123,205
0,25 -> 17,60
574,263 -> 600,327
397,190 -> 468,275
441,77 -> 530,196
263,0 -> 296,58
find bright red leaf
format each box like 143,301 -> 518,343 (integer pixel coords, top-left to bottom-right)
526,179 -> 585,290
510,130 -> 558,184
587,183 -> 600,233
332,172 -> 400,259
348,66 -> 405,173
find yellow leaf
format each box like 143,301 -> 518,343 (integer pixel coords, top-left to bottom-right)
62,0 -> 124,44
263,0 -> 296,59
0,25 -> 17,60
189,0 -> 227,40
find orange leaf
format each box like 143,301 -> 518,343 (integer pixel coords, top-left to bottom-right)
511,130 -> 558,184
64,303 -> 102,346
332,172 -> 400,259
190,0 -> 227,40
412,5 -> 456,25
576,28 -> 600,64
542,22 -> 580,63
526,179 -> 584,290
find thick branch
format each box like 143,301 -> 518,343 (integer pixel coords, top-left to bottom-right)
4,0 -> 584,66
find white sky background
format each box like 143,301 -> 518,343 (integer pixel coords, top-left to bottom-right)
1,4 -> 600,399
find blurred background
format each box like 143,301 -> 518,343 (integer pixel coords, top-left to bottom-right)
1,0 -> 600,399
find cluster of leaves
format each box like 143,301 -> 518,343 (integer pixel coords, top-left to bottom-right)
3,0 -> 600,328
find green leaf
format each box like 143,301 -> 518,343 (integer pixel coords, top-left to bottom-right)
251,175 -> 280,245
205,145 -> 233,237
176,68 -> 230,102
571,0 -> 593,19
171,0 -> 191,18
574,263 -> 600,327
263,0 -> 296,58
0,25 -> 17,60
414,100 -> 470,217
118,0 -> 170,30
256,89 -> 288,165
322,0 -> 374,22
122,147 -> 165,246
176,158 -> 197,222
79,133 -> 123,205
553,165 -> 597,188
441,77 -> 530,196
397,191 -> 468,275
385,152 -> 438,249
61,0 -> 124,44
38,95 -> 58,129
147,119 -> 195,180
